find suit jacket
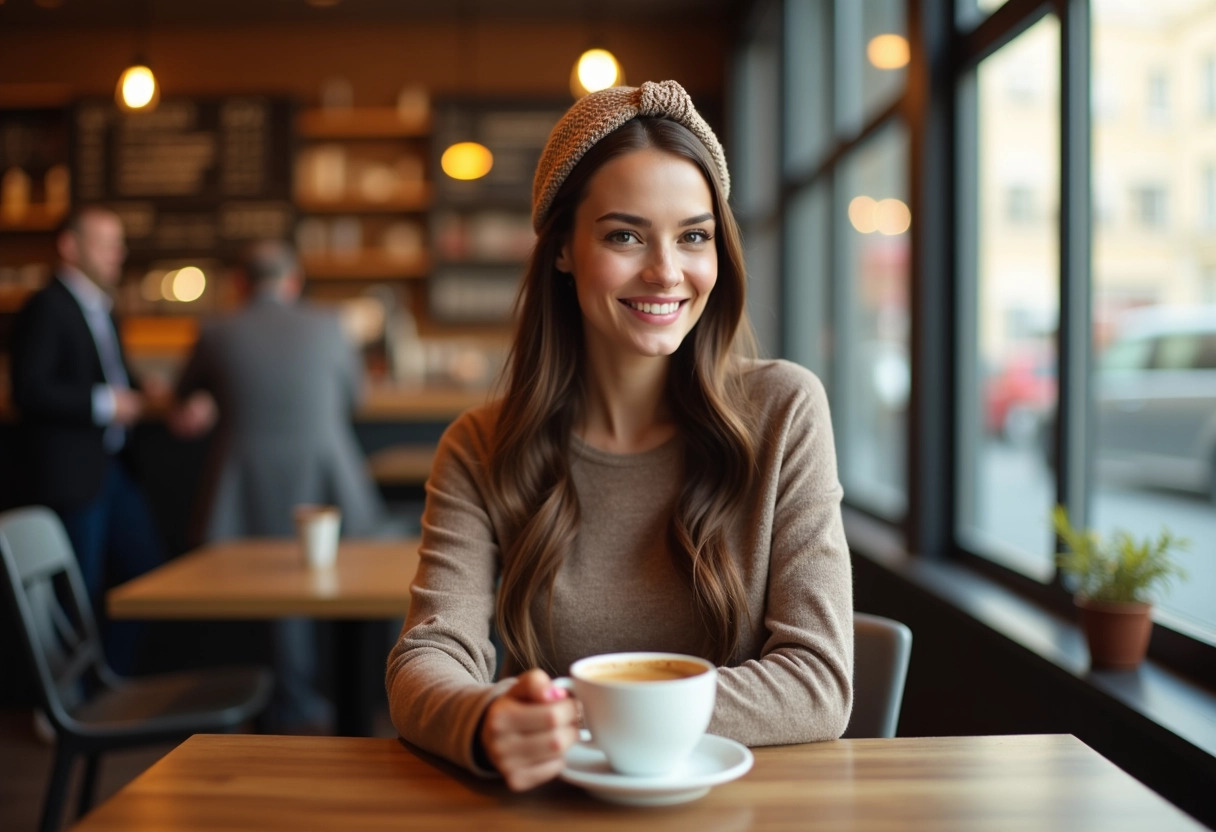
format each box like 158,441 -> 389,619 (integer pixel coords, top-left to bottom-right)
176,296 -> 384,541
10,276 -> 139,511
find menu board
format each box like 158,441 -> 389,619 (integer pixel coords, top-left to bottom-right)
431,99 -> 566,205
71,96 -> 294,260
428,99 -> 565,323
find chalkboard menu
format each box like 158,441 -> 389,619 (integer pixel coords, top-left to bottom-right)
431,99 -> 565,206
71,96 -> 294,261
429,99 -> 565,323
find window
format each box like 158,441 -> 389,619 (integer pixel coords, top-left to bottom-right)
784,0 -> 832,176
1202,54 -> 1216,117
1094,3 -> 1216,639
1004,185 -> 1036,224
1130,184 -> 1168,228
836,0 -> 908,133
836,124 -> 911,518
957,14 -> 1060,580
785,184 -> 832,382
1147,70 -> 1170,122
730,0 -> 781,356
735,0 -> 1216,708
1203,164 -> 1216,230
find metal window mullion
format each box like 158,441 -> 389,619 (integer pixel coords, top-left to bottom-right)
1056,0 -> 1093,534
907,0 -> 957,556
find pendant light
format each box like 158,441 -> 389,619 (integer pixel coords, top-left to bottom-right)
117,59 -> 159,112
441,4 -> 493,182
569,3 -> 623,98
570,47 -> 622,98
116,0 -> 159,113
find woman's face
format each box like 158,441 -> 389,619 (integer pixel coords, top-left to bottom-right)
556,147 -> 717,364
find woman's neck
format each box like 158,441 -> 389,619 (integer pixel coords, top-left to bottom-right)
578,351 -> 676,455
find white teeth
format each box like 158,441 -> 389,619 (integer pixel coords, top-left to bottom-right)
628,301 -> 679,314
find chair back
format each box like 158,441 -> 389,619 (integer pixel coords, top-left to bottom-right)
0,506 -> 107,721
844,612 -> 913,738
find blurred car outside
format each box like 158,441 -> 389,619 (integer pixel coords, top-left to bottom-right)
983,343 -> 1056,446
1095,305 -> 1216,503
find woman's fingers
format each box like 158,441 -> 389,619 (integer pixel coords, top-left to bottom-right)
511,668 -> 564,702
481,672 -> 580,791
484,695 -> 577,736
500,752 -> 574,793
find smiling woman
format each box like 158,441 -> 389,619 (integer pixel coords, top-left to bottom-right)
385,80 -> 853,793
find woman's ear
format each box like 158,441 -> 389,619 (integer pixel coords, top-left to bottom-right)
555,242 -> 572,275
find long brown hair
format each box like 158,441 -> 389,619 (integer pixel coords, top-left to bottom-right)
489,117 -> 758,670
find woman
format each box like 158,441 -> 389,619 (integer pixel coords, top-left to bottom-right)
386,80 -> 852,791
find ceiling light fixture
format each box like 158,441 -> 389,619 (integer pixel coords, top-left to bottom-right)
571,47 -> 622,97
116,0 -> 159,112
867,34 -> 910,70
441,4 -> 492,182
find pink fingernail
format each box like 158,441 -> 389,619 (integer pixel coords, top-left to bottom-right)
545,686 -> 566,702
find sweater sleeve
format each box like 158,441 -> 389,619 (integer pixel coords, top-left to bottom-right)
709,365 -> 854,745
385,409 -> 514,775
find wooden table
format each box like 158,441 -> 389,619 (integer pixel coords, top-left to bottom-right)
108,539 -> 421,736
69,733 -> 1206,831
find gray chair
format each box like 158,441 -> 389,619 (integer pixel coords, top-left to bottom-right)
0,506 -> 274,832
843,612 -> 913,738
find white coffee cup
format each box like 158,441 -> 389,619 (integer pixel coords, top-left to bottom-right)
554,651 -> 717,777
294,505 -> 341,569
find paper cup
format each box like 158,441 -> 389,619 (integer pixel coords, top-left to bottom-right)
294,505 -> 341,569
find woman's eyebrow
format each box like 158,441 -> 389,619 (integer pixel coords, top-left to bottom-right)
593,211 -> 716,227
595,211 -> 649,226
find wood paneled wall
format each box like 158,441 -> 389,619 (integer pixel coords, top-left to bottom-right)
0,21 -> 727,105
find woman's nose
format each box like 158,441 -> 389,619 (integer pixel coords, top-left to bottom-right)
642,246 -> 682,288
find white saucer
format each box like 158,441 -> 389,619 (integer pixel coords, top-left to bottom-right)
560,733 -> 754,806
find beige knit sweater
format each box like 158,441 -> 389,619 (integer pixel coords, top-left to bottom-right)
386,359 -> 853,774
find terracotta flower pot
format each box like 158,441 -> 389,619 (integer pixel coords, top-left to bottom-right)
1075,597 -> 1153,670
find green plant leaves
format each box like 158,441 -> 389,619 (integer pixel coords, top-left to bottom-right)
1053,505 -> 1189,604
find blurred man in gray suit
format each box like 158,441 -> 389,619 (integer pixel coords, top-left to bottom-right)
172,239 -> 385,732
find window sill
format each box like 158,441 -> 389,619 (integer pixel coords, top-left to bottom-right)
843,507 -> 1216,763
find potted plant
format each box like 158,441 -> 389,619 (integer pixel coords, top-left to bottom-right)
1052,506 -> 1188,670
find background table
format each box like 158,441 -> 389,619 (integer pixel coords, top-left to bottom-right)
107,539 -> 420,736
68,733 -> 1206,831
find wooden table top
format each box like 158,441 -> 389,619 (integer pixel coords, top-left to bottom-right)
107,539 -> 420,620
358,384 -> 491,421
69,733 -> 1204,832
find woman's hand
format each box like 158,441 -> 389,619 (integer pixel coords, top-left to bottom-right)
479,669 -> 580,791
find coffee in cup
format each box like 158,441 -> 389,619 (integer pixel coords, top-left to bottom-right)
554,651 -> 716,777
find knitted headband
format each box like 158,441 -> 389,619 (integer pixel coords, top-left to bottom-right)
531,80 -> 731,231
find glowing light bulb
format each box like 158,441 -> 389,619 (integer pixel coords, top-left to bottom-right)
867,34 -> 910,70
575,48 -> 622,95
875,199 -> 912,235
172,266 -> 206,302
117,64 -> 158,111
848,196 -> 878,234
441,142 -> 494,181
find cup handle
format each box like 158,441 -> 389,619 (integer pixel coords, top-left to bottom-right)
550,677 -> 594,746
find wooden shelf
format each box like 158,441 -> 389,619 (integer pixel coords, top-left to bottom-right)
301,252 -> 430,280
295,189 -> 431,214
297,107 -> 430,140
120,315 -> 200,355
0,284 -> 38,312
0,203 -> 67,232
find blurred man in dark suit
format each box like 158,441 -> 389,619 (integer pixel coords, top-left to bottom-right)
10,205 -> 163,674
